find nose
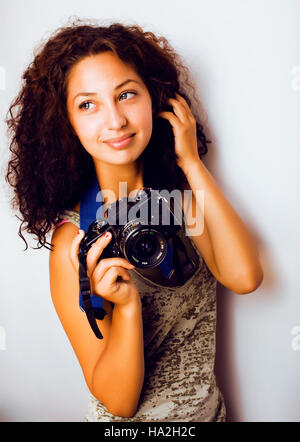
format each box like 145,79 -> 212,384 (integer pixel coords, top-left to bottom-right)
103,101 -> 127,130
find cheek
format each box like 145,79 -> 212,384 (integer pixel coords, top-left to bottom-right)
134,105 -> 153,134
144,111 -> 153,139
75,117 -> 101,142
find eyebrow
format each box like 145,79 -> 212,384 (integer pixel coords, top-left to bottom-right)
72,79 -> 141,103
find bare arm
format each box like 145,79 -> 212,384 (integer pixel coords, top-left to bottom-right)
49,223 -> 144,418
182,159 -> 264,294
158,92 -> 263,295
92,297 -> 144,417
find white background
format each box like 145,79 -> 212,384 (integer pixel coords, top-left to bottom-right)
0,0 -> 299,422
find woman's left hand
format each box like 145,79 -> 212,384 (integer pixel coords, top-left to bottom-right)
157,92 -> 200,172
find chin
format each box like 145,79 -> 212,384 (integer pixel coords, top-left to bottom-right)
107,146 -> 147,164
100,151 -> 142,166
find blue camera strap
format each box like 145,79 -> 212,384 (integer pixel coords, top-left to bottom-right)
79,167 -> 175,317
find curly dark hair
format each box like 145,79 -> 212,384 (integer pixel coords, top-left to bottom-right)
5,18 -> 210,251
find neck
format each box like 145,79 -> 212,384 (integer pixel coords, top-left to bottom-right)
93,158 -> 144,204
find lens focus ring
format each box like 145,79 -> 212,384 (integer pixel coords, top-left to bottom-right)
123,227 -> 168,268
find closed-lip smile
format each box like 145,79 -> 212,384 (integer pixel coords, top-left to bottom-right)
104,133 -> 135,143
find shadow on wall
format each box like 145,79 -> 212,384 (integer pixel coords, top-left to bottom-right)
203,137 -> 273,423
198,118 -> 245,422
199,104 -> 270,422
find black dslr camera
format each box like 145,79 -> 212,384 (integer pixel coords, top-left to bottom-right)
80,187 -> 182,268
78,187 -> 198,339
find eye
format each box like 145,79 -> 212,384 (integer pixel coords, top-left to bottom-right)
78,101 -> 95,110
119,91 -> 137,101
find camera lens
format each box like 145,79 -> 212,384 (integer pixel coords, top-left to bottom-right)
134,235 -> 156,259
124,228 -> 168,268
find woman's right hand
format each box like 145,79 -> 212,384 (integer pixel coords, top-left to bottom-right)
70,230 -> 139,306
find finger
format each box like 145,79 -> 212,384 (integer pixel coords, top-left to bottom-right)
157,111 -> 179,128
92,258 -> 135,282
100,266 -> 131,293
171,94 -> 196,121
69,229 -> 85,271
168,97 -> 189,123
86,232 -> 113,274
175,92 -> 188,106
174,93 -> 192,112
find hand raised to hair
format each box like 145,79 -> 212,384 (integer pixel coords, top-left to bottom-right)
157,92 -> 200,173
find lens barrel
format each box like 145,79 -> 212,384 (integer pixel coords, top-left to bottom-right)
123,227 -> 168,268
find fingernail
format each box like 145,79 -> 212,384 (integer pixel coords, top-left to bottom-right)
105,232 -> 111,239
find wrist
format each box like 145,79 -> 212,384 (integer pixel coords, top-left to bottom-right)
181,157 -> 204,180
114,290 -> 141,316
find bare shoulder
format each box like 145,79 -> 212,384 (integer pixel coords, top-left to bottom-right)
50,221 -> 112,313
49,222 -> 113,392
51,218 -> 78,251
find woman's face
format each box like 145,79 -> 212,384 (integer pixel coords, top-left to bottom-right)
66,51 -> 153,166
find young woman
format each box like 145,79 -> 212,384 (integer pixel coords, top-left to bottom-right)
6,20 -> 263,422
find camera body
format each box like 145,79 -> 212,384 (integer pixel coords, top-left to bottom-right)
79,187 -> 182,268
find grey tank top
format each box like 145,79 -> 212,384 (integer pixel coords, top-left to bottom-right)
56,209 -> 226,422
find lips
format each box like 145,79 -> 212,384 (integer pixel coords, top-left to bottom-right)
104,133 -> 135,143
104,133 -> 135,149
